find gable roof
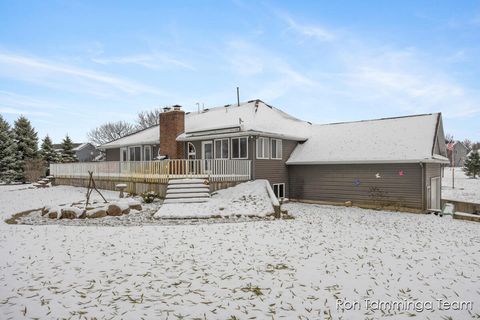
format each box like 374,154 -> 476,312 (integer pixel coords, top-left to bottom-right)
286,113 -> 449,165
100,100 -> 312,149
179,99 -> 311,141
100,125 -> 159,149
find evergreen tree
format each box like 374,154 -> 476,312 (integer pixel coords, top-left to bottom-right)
40,135 -> 59,165
12,116 -> 39,182
463,151 -> 480,178
60,135 -> 77,163
0,115 -> 18,183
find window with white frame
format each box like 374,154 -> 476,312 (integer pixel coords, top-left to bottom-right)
231,137 -> 248,159
214,138 -> 229,159
271,139 -> 282,160
128,146 -> 142,161
273,183 -> 285,199
144,146 -> 152,161
256,137 -> 270,159
187,142 -> 196,159
121,148 -> 128,162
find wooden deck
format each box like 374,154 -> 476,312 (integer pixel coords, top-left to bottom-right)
49,159 -> 252,184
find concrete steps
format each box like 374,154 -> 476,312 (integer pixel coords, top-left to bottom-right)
164,179 -> 210,204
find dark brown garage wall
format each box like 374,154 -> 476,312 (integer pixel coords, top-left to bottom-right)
255,139 -> 298,197
288,163 -> 423,209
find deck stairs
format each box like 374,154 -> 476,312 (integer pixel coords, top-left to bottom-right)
163,178 -> 211,204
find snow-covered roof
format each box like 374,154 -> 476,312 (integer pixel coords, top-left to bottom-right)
100,100 -> 311,149
101,125 -> 159,149
180,100 -> 311,141
287,113 -> 449,165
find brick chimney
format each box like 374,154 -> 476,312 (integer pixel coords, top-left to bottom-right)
159,105 -> 185,159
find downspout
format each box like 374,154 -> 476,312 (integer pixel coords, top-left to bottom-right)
420,162 -> 425,212
251,135 -> 257,180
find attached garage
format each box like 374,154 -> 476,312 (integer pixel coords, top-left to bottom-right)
286,113 -> 449,212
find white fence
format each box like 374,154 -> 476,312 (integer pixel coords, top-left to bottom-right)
50,159 -> 252,183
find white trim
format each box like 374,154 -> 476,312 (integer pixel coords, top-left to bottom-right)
187,142 -> 197,159
128,145 -> 142,161
286,159 -> 450,165
271,138 -> 282,160
143,145 -> 152,161
214,138 -> 230,159
256,137 -> 270,159
231,137 -> 248,159
201,141 -> 213,160
120,147 -> 128,162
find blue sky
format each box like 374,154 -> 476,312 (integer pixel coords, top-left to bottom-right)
0,0 -> 479,143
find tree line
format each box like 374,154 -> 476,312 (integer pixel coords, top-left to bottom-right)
87,108 -> 162,145
0,115 -> 77,183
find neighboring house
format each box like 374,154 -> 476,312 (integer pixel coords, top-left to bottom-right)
53,142 -> 100,162
446,141 -> 469,167
99,100 -> 449,212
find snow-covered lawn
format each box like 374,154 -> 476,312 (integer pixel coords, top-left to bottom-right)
1,186 -> 479,319
442,167 -> 480,203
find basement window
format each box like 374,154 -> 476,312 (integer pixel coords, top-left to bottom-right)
231,137 -> 248,159
273,183 -> 285,199
214,138 -> 229,159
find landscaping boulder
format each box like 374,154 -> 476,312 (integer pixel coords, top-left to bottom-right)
87,208 -> 107,219
61,207 -> 85,219
48,209 -> 60,219
41,206 -> 50,216
128,200 -> 142,211
107,204 -> 122,216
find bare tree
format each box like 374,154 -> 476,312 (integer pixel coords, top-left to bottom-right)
136,108 -> 162,129
445,133 -> 454,144
472,141 -> 480,151
462,138 -> 472,151
87,121 -> 136,146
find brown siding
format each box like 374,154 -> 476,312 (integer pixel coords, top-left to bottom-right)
105,148 -> 120,161
254,139 -> 298,197
288,163 -> 423,209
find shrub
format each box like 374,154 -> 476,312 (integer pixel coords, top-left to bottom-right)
141,191 -> 159,203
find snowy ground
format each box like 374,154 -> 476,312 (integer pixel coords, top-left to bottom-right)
1,185 -> 479,319
442,167 -> 480,203
155,180 -> 275,218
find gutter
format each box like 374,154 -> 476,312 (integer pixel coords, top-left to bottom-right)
286,159 -> 450,165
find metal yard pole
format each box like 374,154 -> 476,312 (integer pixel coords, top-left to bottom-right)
452,149 -> 455,189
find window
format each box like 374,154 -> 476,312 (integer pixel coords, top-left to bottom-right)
188,142 -> 196,159
231,137 -> 248,159
121,148 -> 128,162
271,139 -> 282,160
144,146 -> 152,161
256,137 -> 270,159
214,138 -> 229,159
128,146 -> 141,161
273,183 -> 285,199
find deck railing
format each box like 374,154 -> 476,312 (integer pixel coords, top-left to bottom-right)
49,159 -> 251,183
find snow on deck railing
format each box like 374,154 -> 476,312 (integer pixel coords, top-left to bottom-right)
49,159 -> 251,183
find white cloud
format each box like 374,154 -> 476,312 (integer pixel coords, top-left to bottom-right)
0,52 -> 164,96
277,12 -> 334,41
92,53 -> 196,71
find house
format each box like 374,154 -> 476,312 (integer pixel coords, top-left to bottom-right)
53,142 -> 100,162
97,100 -> 448,212
446,141 -> 469,167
